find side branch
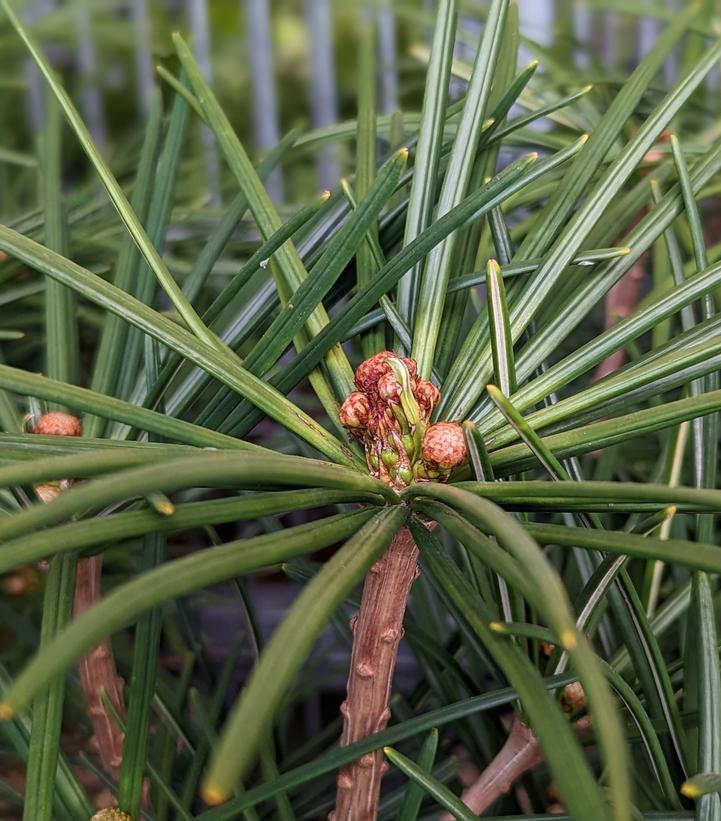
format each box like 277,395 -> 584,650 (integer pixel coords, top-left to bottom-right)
440,716 -> 543,819
73,554 -> 127,782
34,412 -> 126,783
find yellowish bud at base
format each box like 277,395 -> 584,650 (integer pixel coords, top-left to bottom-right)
680,781 -> 702,799
202,784 -> 229,806
560,629 -> 577,650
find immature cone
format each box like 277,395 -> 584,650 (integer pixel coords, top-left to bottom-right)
33,411 -> 83,437
339,391 -> 371,431
339,352 -> 466,489
33,412 -> 83,503
561,681 -> 587,714
422,422 -> 468,471
354,351 -> 417,396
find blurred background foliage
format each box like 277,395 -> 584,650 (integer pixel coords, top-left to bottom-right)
0,0 -> 715,376
1,1 -> 714,209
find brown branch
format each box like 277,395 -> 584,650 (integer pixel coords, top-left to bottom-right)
331,527 -> 420,820
440,716 -> 543,819
443,683 -> 588,817
332,353 -> 466,820
33,412 -> 126,784
73,555 -> 127,782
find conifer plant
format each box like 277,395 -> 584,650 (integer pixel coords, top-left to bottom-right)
1,1 -> 721,819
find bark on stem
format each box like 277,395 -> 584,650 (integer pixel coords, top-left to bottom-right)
33,412 -> 127,784
331,527 -> 419,820
334,352 -> 465,818
439,716 -> 543,819
73,554 -> 127,782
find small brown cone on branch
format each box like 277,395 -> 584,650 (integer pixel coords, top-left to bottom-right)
33,411 -> 83,437
32,411 -> 127,785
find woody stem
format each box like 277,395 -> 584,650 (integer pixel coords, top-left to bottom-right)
332,527 -> 419,821
439,715 -> 543,819
73,554 -> 126,782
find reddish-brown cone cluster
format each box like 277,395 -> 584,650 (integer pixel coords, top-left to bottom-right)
339,351 -> 466,489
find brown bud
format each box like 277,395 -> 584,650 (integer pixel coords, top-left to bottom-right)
34,483 -> 63,504
415,379 -> 440,412
422,422 -> 467,470
2,565 -> 41,596
339,392 -> 371,430
561,681 -> 586,714
33,411 -> 82,437
377,372 -> 401,403
354,351 -> 395,394
539,640 -> 556,657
